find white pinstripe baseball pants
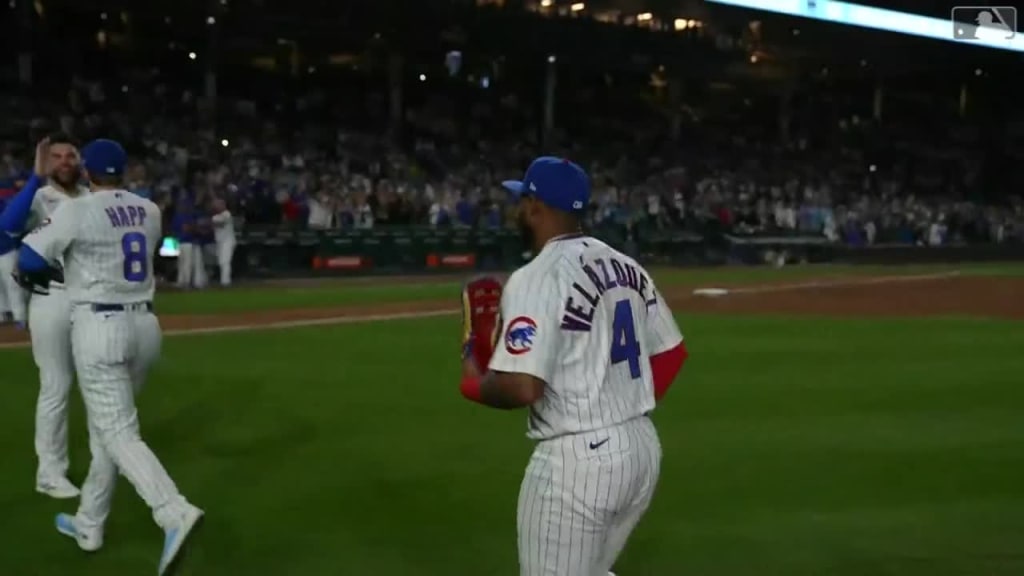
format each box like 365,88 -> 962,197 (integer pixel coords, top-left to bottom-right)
176,243 -> 194,288
517,416 -> 662,576
192,244 -> 209,289
216,239 -> 235,286
28,288 -> 75,482
0,251 -> 26,323
70,304 -> 191,531
0,264 -> 8,317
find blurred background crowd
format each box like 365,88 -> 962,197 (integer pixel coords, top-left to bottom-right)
1,0 -> 1022,248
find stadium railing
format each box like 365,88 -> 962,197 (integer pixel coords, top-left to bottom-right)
180,226 -> 1024,279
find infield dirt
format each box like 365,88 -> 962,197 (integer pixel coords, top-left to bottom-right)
0,273 -> 1021,346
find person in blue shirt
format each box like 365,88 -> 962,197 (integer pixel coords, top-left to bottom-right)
0,195 -> 9,323
191,203 -> 212,289
171,197 -> 198,288
0,139 -> 51,328
455,193 -> 476,227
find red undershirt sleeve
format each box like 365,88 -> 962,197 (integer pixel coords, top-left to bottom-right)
644,282 -> 686,401
651,341 -> 687,401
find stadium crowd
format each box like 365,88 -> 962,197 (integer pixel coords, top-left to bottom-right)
1,64 -> 1022,249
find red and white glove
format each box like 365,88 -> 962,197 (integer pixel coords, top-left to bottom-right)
461,275 -> 503,372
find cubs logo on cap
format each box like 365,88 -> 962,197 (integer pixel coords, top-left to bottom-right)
504,316 -> 538,355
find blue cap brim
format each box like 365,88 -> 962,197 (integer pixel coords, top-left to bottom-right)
501,180 -> 525,199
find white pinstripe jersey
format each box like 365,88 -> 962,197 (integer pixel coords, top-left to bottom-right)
22,188 -> 161,305
488,235 -> 683,440
211,209 -> 235,244
27,183 -> 90,289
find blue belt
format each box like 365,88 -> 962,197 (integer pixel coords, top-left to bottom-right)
91,302 -> 153,313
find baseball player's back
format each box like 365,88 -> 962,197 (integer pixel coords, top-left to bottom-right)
20,139 -> 202,574
496,236 -> 678,440
27,186 -> 163,398
59,190 -> 161,304
462,157 -> 689,576
490,234 -> 683,576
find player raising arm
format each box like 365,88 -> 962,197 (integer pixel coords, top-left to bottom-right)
17,139 -> 203,575
0,138 -> 51,329
458,157 -> 688,576
2,134 -> 90,500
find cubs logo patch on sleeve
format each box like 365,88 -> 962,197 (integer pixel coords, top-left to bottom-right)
505,316 -> 538,355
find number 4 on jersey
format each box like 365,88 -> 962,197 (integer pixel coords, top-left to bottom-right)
610,299 -> 642,379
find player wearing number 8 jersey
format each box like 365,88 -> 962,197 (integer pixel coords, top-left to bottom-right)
18,139 -> 203,575
459,157 -> 689,576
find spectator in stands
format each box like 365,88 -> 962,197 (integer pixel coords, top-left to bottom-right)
353,192 -> 374,230
1,19 -> 1022,251
126,163 -> 151,199
428,193 -> 452,228
307,192 -> 334,230
455,193 -> 475,227
928,215 -> 948,246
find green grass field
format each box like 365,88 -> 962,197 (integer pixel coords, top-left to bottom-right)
1,263 -> 1022,575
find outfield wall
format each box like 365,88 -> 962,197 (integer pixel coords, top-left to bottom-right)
185,227 -> 1024,279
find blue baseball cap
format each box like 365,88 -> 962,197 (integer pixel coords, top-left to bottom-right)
502,156 -> 590,213
81,138 -> 127,176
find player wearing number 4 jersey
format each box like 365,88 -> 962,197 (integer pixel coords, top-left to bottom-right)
18,139 -> 203,575
460,157 -> 688,576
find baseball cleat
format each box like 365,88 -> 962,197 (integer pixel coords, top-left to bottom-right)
36,477 -> 81,499
55,513 -> 103,552
158,505 -> 204,575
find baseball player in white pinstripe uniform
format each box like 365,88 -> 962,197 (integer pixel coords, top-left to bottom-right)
0,247 -> 24,325
210,198 -> 236,286
0,183 -> 28,327
460,157 -> 689,576
0,135 -> 88,499
0,234 -> 9,320
18,139 -> 203,575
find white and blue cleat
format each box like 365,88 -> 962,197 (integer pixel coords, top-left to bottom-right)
158,505 -> 204,575
55,513 -> 103,552
37,477 -> 81,499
